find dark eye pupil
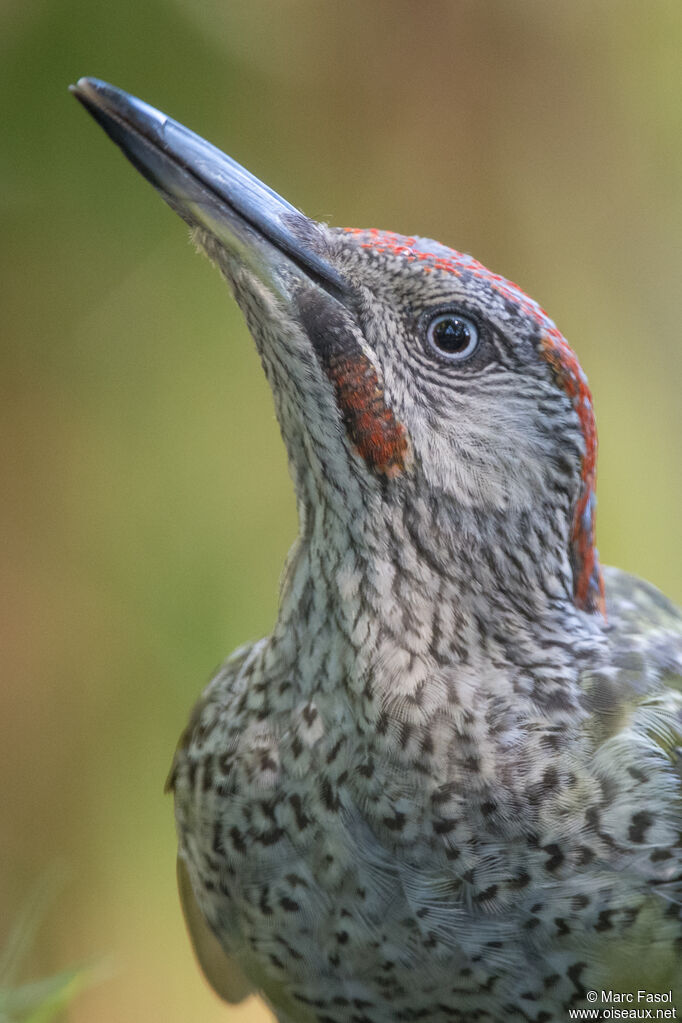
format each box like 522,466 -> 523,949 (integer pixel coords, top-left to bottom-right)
432,317 -> 471,352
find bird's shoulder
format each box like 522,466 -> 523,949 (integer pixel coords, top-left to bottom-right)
166,640 -> 273,1006
582,565 -> 682,742
165,638 -> 268,795
595,565 -> 682,720
603,564 -> 682,675
576,566 -> 682,872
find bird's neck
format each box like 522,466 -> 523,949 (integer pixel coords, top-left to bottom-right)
273,492 -> 605,728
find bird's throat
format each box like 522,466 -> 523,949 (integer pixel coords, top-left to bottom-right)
275,496 -> 604,740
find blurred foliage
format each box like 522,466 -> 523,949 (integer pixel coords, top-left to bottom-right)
1,964 -> 96,1023
0,873 -> 102,1023
1,1 -> 680,1021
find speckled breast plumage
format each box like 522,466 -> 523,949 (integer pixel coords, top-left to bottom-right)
171,566 -> 682,1022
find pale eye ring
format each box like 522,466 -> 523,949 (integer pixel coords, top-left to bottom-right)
426,312 -> 479,361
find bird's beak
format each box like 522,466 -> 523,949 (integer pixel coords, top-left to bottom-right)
69,78 -> 348,303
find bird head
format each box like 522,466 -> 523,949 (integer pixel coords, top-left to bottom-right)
71,79 -> 605,618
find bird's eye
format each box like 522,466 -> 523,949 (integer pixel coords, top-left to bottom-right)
426,313 -> 479,361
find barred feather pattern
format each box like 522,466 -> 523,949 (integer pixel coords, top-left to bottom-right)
171,525 -> 682,1022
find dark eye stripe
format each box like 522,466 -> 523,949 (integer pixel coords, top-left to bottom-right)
297,289 -> 412,477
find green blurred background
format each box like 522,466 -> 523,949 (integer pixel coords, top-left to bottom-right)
1,1 -> 680,1020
